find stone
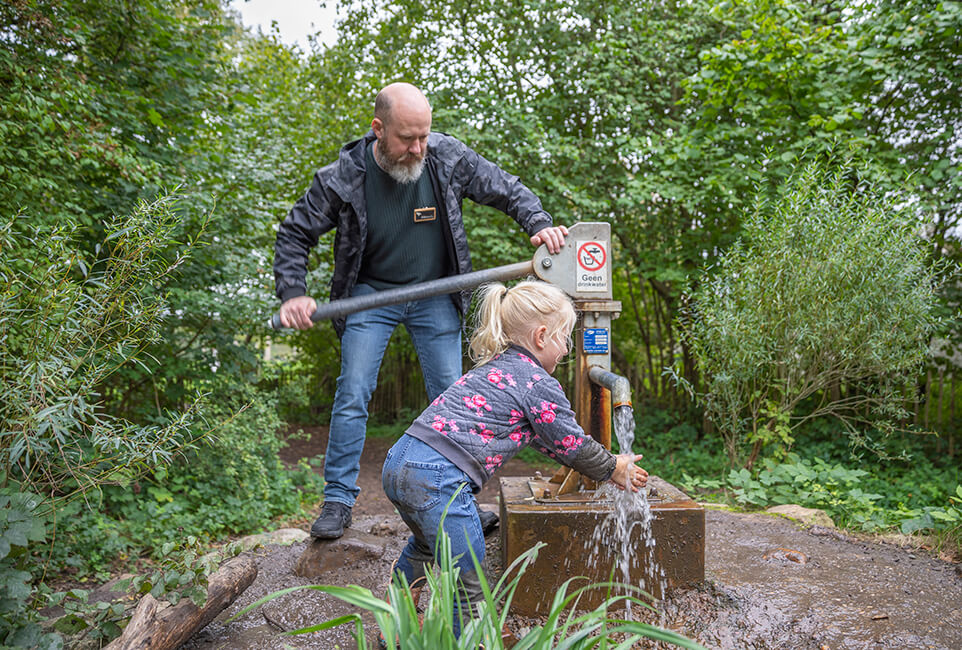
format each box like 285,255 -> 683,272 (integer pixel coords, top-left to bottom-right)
767,504 -> 835,528
235,528 -> 310,551
198,528 -> 312,567
293,529 -> 387,577
762,547 -> 809,564
368,520 -> 402,537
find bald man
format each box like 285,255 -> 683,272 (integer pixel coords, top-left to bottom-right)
274,83 -> 567,539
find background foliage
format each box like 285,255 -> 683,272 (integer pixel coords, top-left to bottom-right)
0,0 -> 960,644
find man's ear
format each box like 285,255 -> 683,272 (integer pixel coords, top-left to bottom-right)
371,117 -> 384,139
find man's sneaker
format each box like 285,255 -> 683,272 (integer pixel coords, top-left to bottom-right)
476,502 -> 499,536
310,501 -> 352,539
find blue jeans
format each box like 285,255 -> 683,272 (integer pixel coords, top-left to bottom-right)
323,283 -> 463,507
381,434 -> 485,637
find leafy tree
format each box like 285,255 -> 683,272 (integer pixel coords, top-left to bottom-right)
0,0 -> 235,230
323,0 -> 962,421
680,156 -> 944,467
0,0 -> 272,417
325,0 -> 954,408
323,0 -> 739,406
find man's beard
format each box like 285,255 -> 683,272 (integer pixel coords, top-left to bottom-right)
375,141 -> 427,184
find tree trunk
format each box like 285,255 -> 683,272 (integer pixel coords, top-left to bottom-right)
623,267 -> 655,398
104,555 -> 257,650
938,369 -> 945,430
640,282 -> 657,398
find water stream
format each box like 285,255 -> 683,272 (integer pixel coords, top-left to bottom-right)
585,405 -> 666,618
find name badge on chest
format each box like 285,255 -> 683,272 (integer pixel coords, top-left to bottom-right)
413,207 -> 436,223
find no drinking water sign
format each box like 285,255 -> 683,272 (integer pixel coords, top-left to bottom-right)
575,240 -> 608,292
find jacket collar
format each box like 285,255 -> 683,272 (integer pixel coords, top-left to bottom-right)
330,130 -> 462,203
506,344 -> 545,370
329,130 -> 376,203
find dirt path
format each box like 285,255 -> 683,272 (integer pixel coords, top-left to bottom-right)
181,427 -> 962,650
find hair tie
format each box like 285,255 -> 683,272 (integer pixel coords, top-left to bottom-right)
500,287 -> 509,302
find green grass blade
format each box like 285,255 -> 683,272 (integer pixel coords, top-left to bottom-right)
606,621 -> 708,649
286,613 -> 361,635
308,584 -> 394,615
226,585 -> 316,622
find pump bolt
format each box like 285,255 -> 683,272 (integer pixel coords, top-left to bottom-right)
541,258 -> 552,269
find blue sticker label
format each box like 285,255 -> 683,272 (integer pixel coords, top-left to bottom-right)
583,328 -> 609,354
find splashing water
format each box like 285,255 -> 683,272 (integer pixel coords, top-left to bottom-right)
585,405 -> 667,619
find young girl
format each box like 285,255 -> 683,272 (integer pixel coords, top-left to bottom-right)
380,280 -> 648,637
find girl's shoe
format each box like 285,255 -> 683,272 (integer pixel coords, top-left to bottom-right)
377,573 -> 425,649
475,627 -> 519,650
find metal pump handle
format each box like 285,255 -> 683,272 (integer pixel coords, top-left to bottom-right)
269,260 -> 534,330
268,221 -> 612,330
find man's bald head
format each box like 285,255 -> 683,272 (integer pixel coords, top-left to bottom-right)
374,83 -> 432,127
371,83 -> 432,184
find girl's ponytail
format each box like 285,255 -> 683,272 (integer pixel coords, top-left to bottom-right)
468,280 -> 576,367
469,283 -> 509,366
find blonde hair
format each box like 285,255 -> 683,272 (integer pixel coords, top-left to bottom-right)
469,280 -> 577,367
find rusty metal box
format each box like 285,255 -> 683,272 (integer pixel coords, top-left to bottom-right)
499,475 -> 705,616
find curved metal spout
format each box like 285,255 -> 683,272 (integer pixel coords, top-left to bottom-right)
587,366 -> 632,409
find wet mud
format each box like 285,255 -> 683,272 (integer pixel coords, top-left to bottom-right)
672,510 -> 962,649
180,429 -> 962,649
181,515 -> 407,650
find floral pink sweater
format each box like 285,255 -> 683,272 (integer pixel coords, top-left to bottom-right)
404,345 -> 617,489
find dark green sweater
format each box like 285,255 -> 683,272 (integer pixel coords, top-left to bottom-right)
358,141 -> 448,290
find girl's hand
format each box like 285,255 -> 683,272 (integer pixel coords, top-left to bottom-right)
609,453 -> 649,492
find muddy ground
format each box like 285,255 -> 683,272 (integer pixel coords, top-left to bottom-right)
180,427 -> 962,650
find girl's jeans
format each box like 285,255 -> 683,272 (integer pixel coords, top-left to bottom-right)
382,434 -> 485,636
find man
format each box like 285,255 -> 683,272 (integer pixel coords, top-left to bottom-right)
274,82 -> 567,539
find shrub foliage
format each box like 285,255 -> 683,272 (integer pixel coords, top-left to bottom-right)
682,155 -> 943,467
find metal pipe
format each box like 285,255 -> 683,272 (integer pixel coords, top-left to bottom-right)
269,260 -> 535,330
587,365 -> 632,409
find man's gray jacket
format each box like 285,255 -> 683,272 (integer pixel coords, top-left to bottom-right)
273,130 -> 554,335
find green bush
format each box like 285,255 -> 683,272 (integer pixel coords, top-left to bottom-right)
150,383 -> 320,538
900,485 -> 962,538
680,154 -> 944,466
0,197 -> 216,641
0,196 -> 321,583
0,491 -> 59,650
726,454 -> 886,526
52,383 -> 323,576
719,451 -> 961,552
0,202 -> 205,508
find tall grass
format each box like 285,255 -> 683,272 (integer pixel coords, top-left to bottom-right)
231,521 -> 704,649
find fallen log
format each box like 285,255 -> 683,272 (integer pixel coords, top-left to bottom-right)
104,554 -> 257,650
